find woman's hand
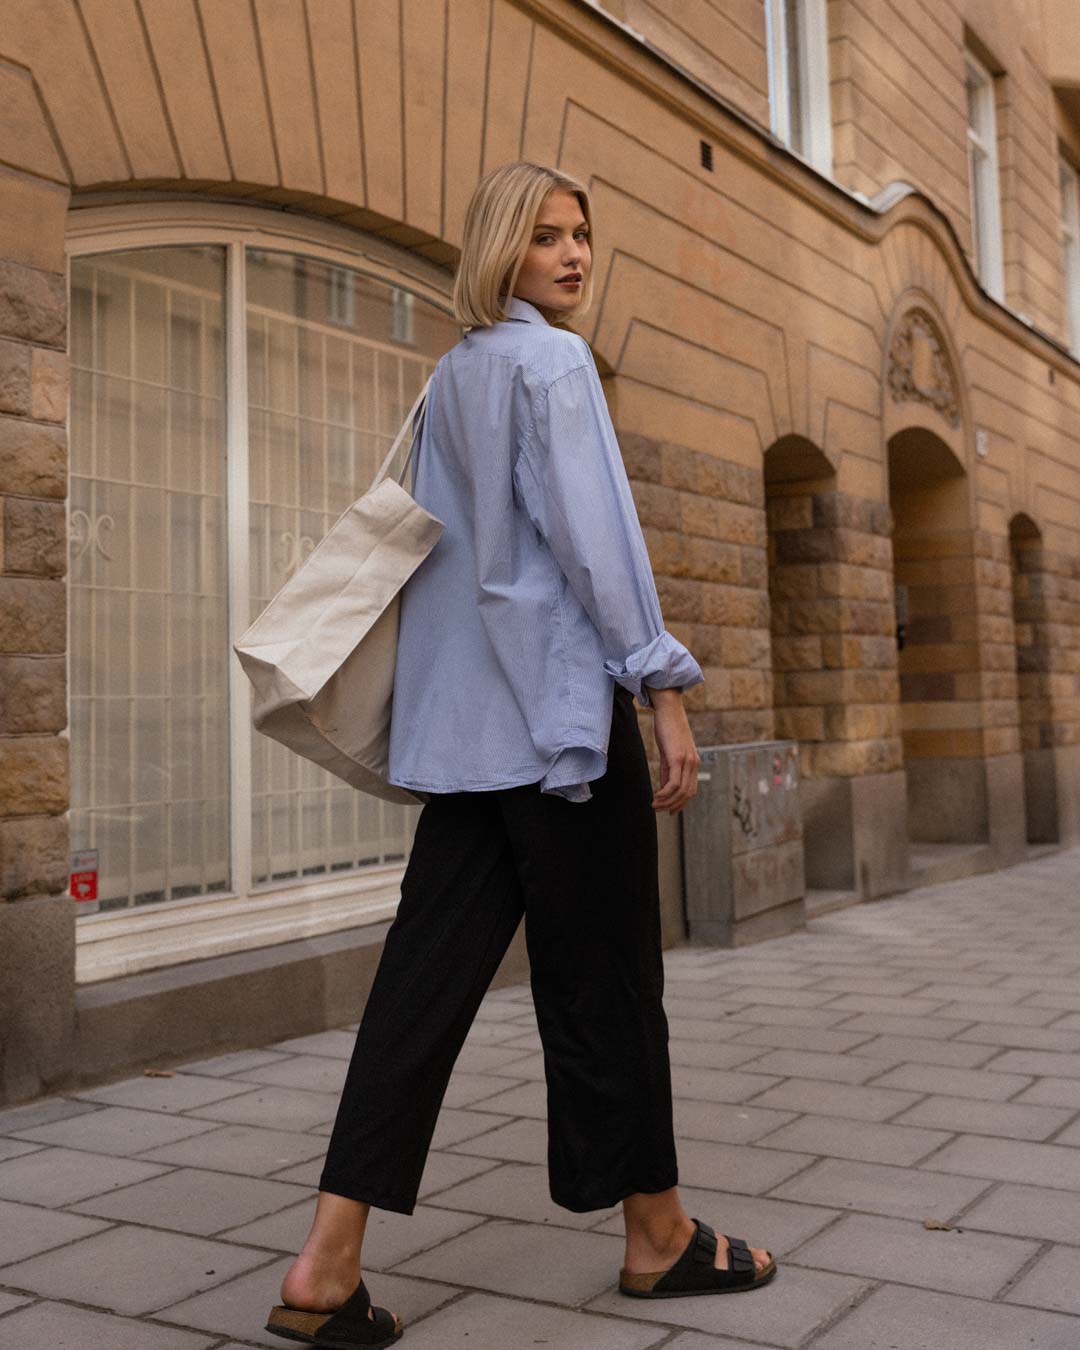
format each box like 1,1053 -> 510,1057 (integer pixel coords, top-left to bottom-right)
646,686 -> 701,815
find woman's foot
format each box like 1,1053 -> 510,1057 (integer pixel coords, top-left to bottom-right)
623,1213 -> 771,1279
280,1192 -> 402,1337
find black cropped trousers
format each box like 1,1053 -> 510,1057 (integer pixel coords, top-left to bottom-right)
318,683 -> 679,1214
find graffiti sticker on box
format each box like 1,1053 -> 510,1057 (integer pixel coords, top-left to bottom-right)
70,849 -> 99,902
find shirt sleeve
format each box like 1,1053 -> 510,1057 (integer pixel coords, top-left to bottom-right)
513,355 -> 705,709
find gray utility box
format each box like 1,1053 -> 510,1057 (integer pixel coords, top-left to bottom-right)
682,740 -> 806,947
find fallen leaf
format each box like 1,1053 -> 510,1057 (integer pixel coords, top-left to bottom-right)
923,1218 -> 955,1231
143,1068 -> 175,1078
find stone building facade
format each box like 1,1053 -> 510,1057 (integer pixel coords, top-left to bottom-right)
1,0 -> 1078,1103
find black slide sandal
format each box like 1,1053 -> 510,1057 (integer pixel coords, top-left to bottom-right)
619,1217 -> 777,1298
266,1277 -> 403,1347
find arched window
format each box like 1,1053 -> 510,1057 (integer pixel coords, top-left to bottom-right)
66,204 -> 459,979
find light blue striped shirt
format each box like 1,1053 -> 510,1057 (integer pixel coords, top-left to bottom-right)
388,295 -> 705,803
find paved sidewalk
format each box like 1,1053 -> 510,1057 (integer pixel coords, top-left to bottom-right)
3,850 -> 1080,1348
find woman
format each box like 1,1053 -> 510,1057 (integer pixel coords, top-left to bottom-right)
266,162 -> 775,1348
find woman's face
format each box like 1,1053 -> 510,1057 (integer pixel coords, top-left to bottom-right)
511,188 -> 591,320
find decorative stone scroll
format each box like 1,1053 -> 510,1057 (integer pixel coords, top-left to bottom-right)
887,309 -> 960,428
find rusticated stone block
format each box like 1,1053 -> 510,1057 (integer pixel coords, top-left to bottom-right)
30,348 -> 67,423
0,656 -> 66,733
903,727 -> 983,758
655,574 -> 704,621
0,814 -> 68,898
774,528 -> 836,564
0,261 -> 66,346
808,736 -> 903,777
643,527 -> 742,584
719,708 -> 774,742
630,480 -> 681,530
702,582 -> 770,627
730,669 -> 771,709
900,671 -> 957,702
767,495 -> 813,530
771,634 -> 823,670
770,564 -> 819,600
681,495 -> 766,547
0,339 -> 30,416
0,577 -> 65,653
720,626 -> 772,669
740,546 -> 768,589
825,703 -> 901,741
618,431 -> 662,483
3,498 -> 65,576
775,705 -> 826,741
0,417 -> 66,498
0,735 -> 68,815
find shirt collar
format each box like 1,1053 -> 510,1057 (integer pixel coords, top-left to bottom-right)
502,295 -> 549,325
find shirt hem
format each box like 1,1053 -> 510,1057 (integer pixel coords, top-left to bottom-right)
390,750 -> 608,795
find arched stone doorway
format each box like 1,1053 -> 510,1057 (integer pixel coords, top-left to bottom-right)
1009,513 -> 1060,845
766,435 -> 905,902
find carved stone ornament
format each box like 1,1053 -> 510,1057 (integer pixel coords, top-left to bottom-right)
887,309 -> 960,428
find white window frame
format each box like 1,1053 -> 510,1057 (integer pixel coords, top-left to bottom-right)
765,0 -> 833,177
1060,155 -> 1080,354
65,200 -> 454,983
965,50 -> 1005,302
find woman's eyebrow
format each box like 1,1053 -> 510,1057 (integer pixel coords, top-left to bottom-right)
533,220 -> 588,231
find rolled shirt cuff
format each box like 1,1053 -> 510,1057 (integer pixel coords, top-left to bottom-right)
603,630 -> 705,709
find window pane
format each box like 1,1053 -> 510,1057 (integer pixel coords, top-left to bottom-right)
245,250 -> 458,888
784,0 -> 804,155
70,246 -> 231,913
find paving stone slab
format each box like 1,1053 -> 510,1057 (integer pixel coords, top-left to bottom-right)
0,1097 -> 101,1134
665,1016 -> 756,1043
161,1257 -> 456,1348
445,1116 -> 548,1164
417,1150 -> 504,1200
932,1001 -> 1069,1026
753,1113 -> 950,1166
443,1071 -> 529,1108
788,1211 -> 1038,1298
0,1223 -> 268,1315
137,1123 -> 326,1175
812,993 -> 951,1016
868,1062 -> 1035,1101
396,1217 -> 625,1307
0,1293 -> 29,1315
267,1030 -> 358,1058
230,1055 -> 350,1093
771,1157 -> 991,1221
1003,1244 -> 1080,1315
806,977 -> 932,996
452,1044 -> 542,1075
398,1290 -> 669,1350
70,1166 -> 312,1235
74,1074 -> 260,1113
825,1013 -> 974,1040
813,1280 -> 1080,1349
0,1196 -> 110,1266
908,983 -> 1028,1005
741,1078 -> 924,1122
718,1005 -> 856,1028
673,1098 -> 800,1145
728,1025 -> 880,1055
0,1145 -> 170,1207
430,1108 -> 511,1149
671,1137 -> 813,1195
1012,1077 -> 1080,1110
982,1049 -> 1080,1078
892,1094 -> 1074,1141
183,1085 -> 339,1133
734,1049 -> 888,1085
0,1301 -> 218,1350
668,1041 -> 778,1071
700,987 -> 838,1009
465,1020 -> 538,1046
585,1263 -> 868,1348
422,1161 -> 620,1230
920,1135 -> 1080,1189
669,1065 -> 785,1104
953,1023 -> 1080,1052
462,1079 -> 548,1118
960,1181 -> 1080,1243
844,1035 -> 996,1068
0,1139 -> 41,1162
10,1105 -> 221,1157
590,1186 -> 839,1257
473,1000 -> 534,1022
179,1049 -> 293,1077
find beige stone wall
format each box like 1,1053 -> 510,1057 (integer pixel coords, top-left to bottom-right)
0,0 -> 1077,967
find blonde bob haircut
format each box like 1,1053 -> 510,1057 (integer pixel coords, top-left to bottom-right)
453,161 -> 594,329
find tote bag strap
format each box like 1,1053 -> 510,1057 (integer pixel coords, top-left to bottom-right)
372,374 -> 433,490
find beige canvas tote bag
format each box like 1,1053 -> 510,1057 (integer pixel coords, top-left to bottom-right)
233,376 -> 444,806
